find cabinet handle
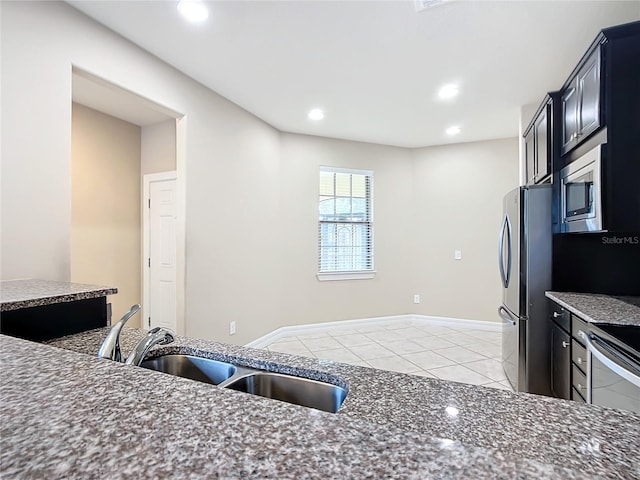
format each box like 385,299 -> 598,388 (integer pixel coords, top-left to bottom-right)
577,383 -> 585,391
577,357 -> 583,365
562,341 -> 569,348
553,311 -> 563,318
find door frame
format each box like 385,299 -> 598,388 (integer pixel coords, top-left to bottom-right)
142,170 -> 179,333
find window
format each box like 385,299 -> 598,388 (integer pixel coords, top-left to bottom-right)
318,167 -> 374,281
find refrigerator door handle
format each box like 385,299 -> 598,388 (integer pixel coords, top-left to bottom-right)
498,214 -> 512,288
505,215 -> 512,288
498,305 -> 517,326
498,215 -> 508,288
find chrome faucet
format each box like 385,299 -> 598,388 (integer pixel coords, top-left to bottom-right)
98,304 -> 141,362
98,304 -> 175,366
125,327 -> 175,366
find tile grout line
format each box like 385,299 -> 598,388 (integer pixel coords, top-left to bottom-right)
264,323 -> 510,391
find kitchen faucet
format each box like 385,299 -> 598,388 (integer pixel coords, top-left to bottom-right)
98,304 -> 141,362
98,304 -> 175,365
124,327 -> 175,366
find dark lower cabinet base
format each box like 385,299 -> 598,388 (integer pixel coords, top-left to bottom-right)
0,297 -> 108,342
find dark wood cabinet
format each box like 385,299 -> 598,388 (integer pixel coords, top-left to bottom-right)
0,297 -> 109,342
524,96 -> 552,185
561,47 -> 602,155
570,314 -> 590,402
552,21 -> 640,238
524,128 -> 535,184
549,300 -> 597,402
551,315 -> 571,400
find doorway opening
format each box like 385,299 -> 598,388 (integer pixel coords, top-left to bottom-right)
71,67 -> 185,334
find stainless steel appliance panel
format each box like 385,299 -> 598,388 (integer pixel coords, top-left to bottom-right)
499,188 -> 522,316
578,329 -> 640,413
560,144 -> 604,232
499,188 -> 522,391
499,185 -> 552,395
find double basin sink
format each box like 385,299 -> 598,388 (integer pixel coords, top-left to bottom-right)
141,354 -> 347,413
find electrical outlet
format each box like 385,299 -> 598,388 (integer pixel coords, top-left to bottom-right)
454,250 -> 462,260
413,294 -> 420,304
229,321 -> 236,335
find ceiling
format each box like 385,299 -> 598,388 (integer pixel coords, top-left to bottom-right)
67,1 -> 639,148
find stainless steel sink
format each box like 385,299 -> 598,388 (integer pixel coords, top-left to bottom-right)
220,372 -> 347,413
140,354 -> 237,385
139,353 -> 347,413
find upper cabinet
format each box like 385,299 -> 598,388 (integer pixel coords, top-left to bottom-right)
560,47 -> 602,156
551,21 -> 640,232
524,95 -> 552,185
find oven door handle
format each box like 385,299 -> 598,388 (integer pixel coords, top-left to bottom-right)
578,331 -> 640,403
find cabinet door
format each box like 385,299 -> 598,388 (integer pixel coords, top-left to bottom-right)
561,83 -> 578,154
524,128 -> 536,185
533,106 -> 549,182
577,50 -> 601,140
551,321 -> 571,400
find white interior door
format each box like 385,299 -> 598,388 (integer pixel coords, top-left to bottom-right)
146,176 -> 177,332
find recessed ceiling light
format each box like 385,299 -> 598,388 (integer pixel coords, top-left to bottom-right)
446,125 -> 461,136
438,83 -> 459,99
308,109 -> 325,121
177,0 -> 209,23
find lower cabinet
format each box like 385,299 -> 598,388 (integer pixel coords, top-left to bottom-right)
549,300 -> 591,402
551,319 -> 571,400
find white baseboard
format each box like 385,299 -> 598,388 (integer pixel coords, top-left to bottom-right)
245,314 -> 502,349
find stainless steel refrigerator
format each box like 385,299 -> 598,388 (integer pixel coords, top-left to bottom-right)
498,185 -> 552,395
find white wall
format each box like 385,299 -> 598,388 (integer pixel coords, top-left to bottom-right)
71,103 -> 142,324
1,1 -> 282,345
141,120 -> 176,175
276,134 -> 415,327
1,1 -> 518,345
411,138 -> 519,322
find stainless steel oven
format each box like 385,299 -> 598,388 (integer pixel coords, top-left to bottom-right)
577,325 -> 640,413
560,144 -> 604,232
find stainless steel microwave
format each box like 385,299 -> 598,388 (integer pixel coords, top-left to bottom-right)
560,144 -> 604,232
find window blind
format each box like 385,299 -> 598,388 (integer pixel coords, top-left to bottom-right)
318,168 -> 374,273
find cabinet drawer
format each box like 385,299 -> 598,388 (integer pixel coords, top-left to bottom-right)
571,315 -> 589,342
572,364 -> 588,400
572,387 -> 586,403
572,339 -> 587,373
550,304 -> 570,332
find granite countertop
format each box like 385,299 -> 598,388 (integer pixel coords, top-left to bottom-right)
546,291 -> 640,327
0,279 -> 117,312
3,335 -> 595,480
1,328 -> 634,478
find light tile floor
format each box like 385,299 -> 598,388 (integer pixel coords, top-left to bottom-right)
263,318 -> 513,391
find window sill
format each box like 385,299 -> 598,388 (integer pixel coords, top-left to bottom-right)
317,271 -> 376,281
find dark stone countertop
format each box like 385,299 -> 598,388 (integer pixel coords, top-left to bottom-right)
546,291 -> 640,327
0,328 -> 640,479
1,329 -> 639,478
0,279 -> 117,312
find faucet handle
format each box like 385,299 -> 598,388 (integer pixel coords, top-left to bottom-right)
124,327 -> 175,366
148,327 -> 176,345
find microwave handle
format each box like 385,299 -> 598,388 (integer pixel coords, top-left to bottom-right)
578,330 -> 640,405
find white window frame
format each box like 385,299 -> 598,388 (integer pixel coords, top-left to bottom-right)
317,166 -> 375,282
